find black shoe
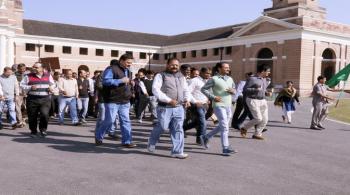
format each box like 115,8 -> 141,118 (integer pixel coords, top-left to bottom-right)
196,137 -> 201,145
310,126 -> 321,130
0,124 -> 3,130
262,128 -> 268,133
108,133 -> 120,140
317,125 -> 325,129
12,124 -> 17,130
95,138 -> 103,146
30,133 -> 38,138
73,122 -> 82,126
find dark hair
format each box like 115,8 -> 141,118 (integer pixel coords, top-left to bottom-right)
78,69 -> 86,75
146,70 -> 154,75
110,59 -> 119,66
286,81 -> 293,85
180,64 -> 191,71
246,72 -> 253,77
190,67 -> 198,73
212,62 -> 228,75
167,57 -> 179,65
200,67 -> 210,73
3,67 -> 12,72
138,68 -> 147,74
257,64 -> 271,73
317,76 -> 325,81
119,54 -> 134,62
17,63 -> 26,69
53,71 -> 60,76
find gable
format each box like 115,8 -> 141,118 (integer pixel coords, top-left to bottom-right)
240,21 -> 291,36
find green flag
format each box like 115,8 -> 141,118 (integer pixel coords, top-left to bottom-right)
326,63 -> 350,88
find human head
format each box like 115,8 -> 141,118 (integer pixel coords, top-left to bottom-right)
3,67 -> 12,77
17,63 -> 26,74
146,70 -> 154,80
257,64 -> 271,78
317,75 -> 326,84
32,62 -> 44,75
119,54 -> 134,69
200,67 -> 211,80
53,71 -> 61,81
79,70 -> 87,79
72,72 -> 77,79
180,64 -> 191,77
65,69 -> 73,79
245,72 -> 253,79
286,81 -> 294,88
214,62 -> 230,76
190,68 -> 199,78
166,58 -> 180,74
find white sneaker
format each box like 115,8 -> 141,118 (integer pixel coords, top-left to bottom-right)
171,153 -> 189,159
147,145 -> 156,153
138,119 -> 143,123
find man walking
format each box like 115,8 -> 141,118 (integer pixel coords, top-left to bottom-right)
240,65 -> 271,140
58,70 -> 80,126
20,62 -> 55,137
184,67 -> 211,144
77,70 -> 90,124
200,62 -> 237,156
310,76 -> 334,130
15,63 -> 27,128
0,67 -> 19,130
147,57 -> 191,159
95,54 -> 136,148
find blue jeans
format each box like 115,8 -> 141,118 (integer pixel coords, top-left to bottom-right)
77,97 -> 89,120
205,106 -> 232,149
95,103 -> 132,144
0,99 -> 17,125
94,103 -> 117,134
58,96 -> 78,124
149,106 -> 185,155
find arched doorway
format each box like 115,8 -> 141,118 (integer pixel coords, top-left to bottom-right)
321,48 -> 336,81
256,48 -> 273,81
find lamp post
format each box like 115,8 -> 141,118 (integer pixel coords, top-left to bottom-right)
147,52 -> 152,71
36,43 -> 43,62
219,47 -> 224,62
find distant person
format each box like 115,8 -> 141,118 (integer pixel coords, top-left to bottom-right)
310,76 -> 334,130
274,81 -> 300,124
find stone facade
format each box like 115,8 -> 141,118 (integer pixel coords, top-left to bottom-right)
0,0 -> 350,96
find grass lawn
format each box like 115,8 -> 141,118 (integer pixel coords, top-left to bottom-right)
329,99 -> 350,123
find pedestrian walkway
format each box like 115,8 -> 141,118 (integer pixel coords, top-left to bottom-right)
0,98 -> 349,195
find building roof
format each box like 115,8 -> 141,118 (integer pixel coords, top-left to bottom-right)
23,19 -> 247,46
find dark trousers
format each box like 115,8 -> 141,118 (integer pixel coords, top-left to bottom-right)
27,96 -> 51,134
231,96 -> 244,128
234,98 -> 254,129
135,95 -> 149,119
50,95 -> 59,116
88,95 -> 96,117
184,104 -> 208,140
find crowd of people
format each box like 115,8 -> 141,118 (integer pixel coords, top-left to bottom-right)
0,53 -> 335,159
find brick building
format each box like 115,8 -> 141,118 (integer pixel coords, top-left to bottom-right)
0,0 -> 349,95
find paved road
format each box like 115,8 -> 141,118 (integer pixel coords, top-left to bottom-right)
0,98 -> 349,195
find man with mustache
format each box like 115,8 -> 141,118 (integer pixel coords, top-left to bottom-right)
147,57 -> 191,159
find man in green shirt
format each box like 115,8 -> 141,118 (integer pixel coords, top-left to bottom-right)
200,62 -> 237,156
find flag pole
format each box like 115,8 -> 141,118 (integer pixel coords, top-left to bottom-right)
335,81 -> 347,108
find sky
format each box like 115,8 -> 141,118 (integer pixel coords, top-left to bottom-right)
23,0 -> 350,35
